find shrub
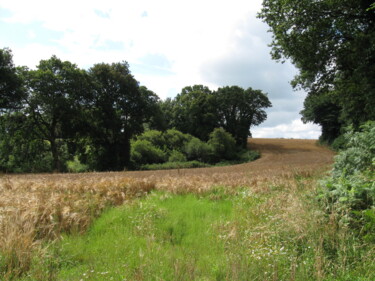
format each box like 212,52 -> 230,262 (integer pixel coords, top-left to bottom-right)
136,130 -> 165,148
208,128 -> 236,161
66,156 -> 89,173
319,121 -> 375,235
130,139 -> 167,165
184,137 -> 213,163
333,122 -> 375,177
168,150 -> 187,163
163,129 -> 192,152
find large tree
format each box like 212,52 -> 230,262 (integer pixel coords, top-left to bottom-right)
165,85 -> 271,146
85,62 -> 156,171
172,85 -> 219,141
258,0 -> 375,142
23,56 -> 89,171
215,86 -> 272,147
0,48 -> 24,111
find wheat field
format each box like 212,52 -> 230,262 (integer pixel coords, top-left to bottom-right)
0,138 -> 334,279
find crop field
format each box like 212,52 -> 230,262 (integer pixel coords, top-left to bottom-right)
2,138 -> 356,280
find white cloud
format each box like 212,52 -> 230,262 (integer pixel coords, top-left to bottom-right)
0,0 -> 321,139
252,119 -> 321,139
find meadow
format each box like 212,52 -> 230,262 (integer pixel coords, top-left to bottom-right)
1,139 -> 374,280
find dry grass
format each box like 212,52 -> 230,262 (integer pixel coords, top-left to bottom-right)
0,138 -> 334,279
0,176 -> 155,279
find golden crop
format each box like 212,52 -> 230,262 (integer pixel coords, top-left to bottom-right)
0,138 -> 334,278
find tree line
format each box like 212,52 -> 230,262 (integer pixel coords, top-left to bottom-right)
0,49 -> 271,173
258,0 -> 375,145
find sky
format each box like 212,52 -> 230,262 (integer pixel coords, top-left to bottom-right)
0,0 -> 321,139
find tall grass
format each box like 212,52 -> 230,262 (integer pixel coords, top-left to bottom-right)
0,175 -> 155,280
19,175 -> 375,280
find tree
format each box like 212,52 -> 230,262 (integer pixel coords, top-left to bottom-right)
300,90 -> 343,143
85,62 -> 156,171
0,113 -> 53,172
172,85 -> 219,141
0,48 -> 23,111
258,0 -> 375,141
22,56 -> 89,172
139,86 -> 165,131
208,128 -> 236,161
215,86 -> 271,147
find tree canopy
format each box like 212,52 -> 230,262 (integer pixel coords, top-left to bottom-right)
0,48 -> 23,111
258,0 -> 375,142
0,48 -> 271,173
163,85 -> 271,147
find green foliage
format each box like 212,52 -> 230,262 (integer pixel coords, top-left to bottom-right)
163,85 -> 271,145
320,121 -> 375,236
184,137 -> 213,163
66,156 -> 89,173
130,128 -> 258,169
24,56 -> 89,172
215,86 -> 272,147
258,0 -> 375,141
0,113 -> 54,173
168,150 -> 187,163
330,134 -> 347,151
135,129 -> 165,148
333,122 -> 375,177
162,129 -> 193,152
85,62 -> 154,171
130,139 -> 167,166
301,91 -> 343,144
172,85 -> 218,141
0,48 -> 24,111
208,128 -> 237,161
0,48 -> 266,173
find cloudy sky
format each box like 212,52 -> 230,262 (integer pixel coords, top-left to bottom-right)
0,0 -> 321,139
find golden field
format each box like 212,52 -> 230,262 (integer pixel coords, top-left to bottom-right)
0,138 -> 334,278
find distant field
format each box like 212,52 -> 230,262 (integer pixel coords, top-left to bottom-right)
0,138 -> 337,280
2,138 -> 334,190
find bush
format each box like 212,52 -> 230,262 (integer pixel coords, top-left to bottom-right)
319,121 -> 375,235
208,128 -> 236,161
66,156 -> 89,173
136,130 -> 165,148
163,129 -> 192,152
168,150 -> 187,162
330,134 -> 347,151
130,139 -> 167,165
184,137 -> 213,163
333,122 -> 375,177
134,129 -> 192,153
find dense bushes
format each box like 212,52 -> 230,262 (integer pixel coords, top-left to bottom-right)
130,139 -> 167,165
130,128 -> 257,169
320,121 -> 375,239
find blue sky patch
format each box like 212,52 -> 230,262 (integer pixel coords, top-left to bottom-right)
0,20 -> 63,48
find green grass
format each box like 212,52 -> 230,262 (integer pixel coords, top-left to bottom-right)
19,183 -> 375,281
56,191 -> 236,280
